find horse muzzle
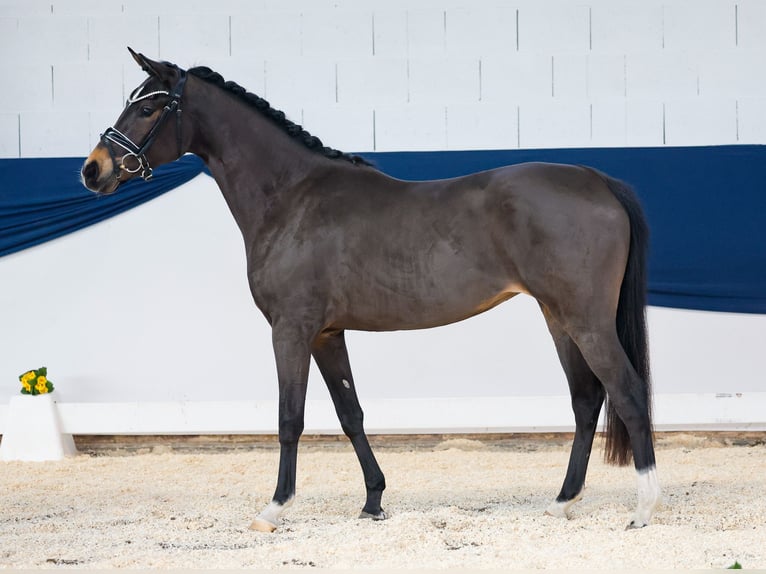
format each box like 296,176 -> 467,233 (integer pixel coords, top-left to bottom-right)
80,147 -> 121,195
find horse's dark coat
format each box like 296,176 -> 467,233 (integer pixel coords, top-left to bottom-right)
81,50 -> 658,528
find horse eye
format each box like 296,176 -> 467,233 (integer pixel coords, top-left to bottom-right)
140,106 -> 154,117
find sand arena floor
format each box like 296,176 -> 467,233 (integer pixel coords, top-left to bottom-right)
0,433 -> 764,570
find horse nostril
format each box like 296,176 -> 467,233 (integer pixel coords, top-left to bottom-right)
82,160 -> 99,184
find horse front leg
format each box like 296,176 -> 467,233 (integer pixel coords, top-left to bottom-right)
250,322 -> 313,533
312,330 -> 387,520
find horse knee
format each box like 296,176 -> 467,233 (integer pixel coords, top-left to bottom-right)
338,412 -> 364,438
278,415 -> 304,444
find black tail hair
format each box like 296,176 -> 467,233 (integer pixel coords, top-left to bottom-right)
596,171 -> 653,466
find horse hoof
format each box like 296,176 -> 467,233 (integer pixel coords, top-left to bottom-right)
249,517 -> 278,533
359,509 -> 388,521
544,506 -> 568,519
625,520 -> 647,531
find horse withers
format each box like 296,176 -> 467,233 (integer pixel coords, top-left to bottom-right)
81,48 -> 660,531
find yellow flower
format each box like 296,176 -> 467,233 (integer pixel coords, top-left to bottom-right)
35,381 -> 49,394
37,375 -> 47,386
22,380 -> 31,392
21,371 -> 35,383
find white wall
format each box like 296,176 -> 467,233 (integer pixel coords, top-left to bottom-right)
2,0 -> 766,157
1,0 -> 765,433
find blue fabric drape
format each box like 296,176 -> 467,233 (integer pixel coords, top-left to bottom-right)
1,146 -> 764,314
0,154 -> 207,258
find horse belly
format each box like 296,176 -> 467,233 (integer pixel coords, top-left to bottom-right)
335,249 -> 524,331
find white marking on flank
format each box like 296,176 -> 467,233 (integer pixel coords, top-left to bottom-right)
342,379 -> 351,389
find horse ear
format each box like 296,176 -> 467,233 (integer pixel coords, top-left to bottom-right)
127,47 -> 179,85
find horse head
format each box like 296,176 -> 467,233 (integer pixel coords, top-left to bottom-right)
81,48 -> 188,194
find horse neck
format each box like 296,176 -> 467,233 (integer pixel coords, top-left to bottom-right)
185,81 -> 320,233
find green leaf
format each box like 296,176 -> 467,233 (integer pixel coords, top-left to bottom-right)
727,562 -> 742,569
20,389 -> 30,395
38,366 -> 48,377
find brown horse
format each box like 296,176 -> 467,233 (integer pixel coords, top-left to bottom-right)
81,48 -> 660,531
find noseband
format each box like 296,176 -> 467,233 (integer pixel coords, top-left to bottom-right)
101,68 -> 187,181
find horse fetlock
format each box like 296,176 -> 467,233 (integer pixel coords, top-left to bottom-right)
544,492 -> 582,519
250,498 -> 293,533
627,466 -> 660,528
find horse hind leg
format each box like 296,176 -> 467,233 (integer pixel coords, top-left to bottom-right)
541,306 -> 605,519
567,323 -> 660,528
312,330 -> 387,520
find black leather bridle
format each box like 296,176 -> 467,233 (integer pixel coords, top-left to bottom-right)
100,68 -> 187,182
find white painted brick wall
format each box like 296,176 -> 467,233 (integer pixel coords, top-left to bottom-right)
737,98 -> 766,144
159,14 -> 230,64
87,15 -> 161,62
53,62 -> 123,112
481,54 -> 552,103
591,4 -> 663,52
0,16 -> 18,49
664,98 -> 738,146
446,103 -> 518,150
302,104 -> 375,153
0,65 -> 52,112
519,100 -> 591,149
663,0 -> 736,51
50,0 -> 123,16
372,11 -> 407,58
19,111 -> 90,157
737,0 -> 766,49
337,58 -> 408,106
405,10 -> 446,58
0,1 -> 52,17
0,113 -> 19,157
587,53 -> 626,100
698,51 -> 766,98
626,52 -> 699,99
374,104 -> 446,151
1,0 -> 765,158
517,5 -> 590,53
301,10 -> 373,58
553,54 -> 588,100
590,100 -> 626,146
408,58 -> 480,104
264,57 -> 337,109
230,11 -> 302,59
625,100 -> 665,146
445,7 -> 516,57
11,16 -> 89,63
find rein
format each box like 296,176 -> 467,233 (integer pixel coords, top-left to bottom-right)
100,68 -> 187,181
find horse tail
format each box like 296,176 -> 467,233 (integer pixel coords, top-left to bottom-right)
593,170 -> 652,466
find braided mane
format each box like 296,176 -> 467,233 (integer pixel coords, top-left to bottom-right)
187,66 -> 370,167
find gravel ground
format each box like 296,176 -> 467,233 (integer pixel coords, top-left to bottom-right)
0,433 -> 763,570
